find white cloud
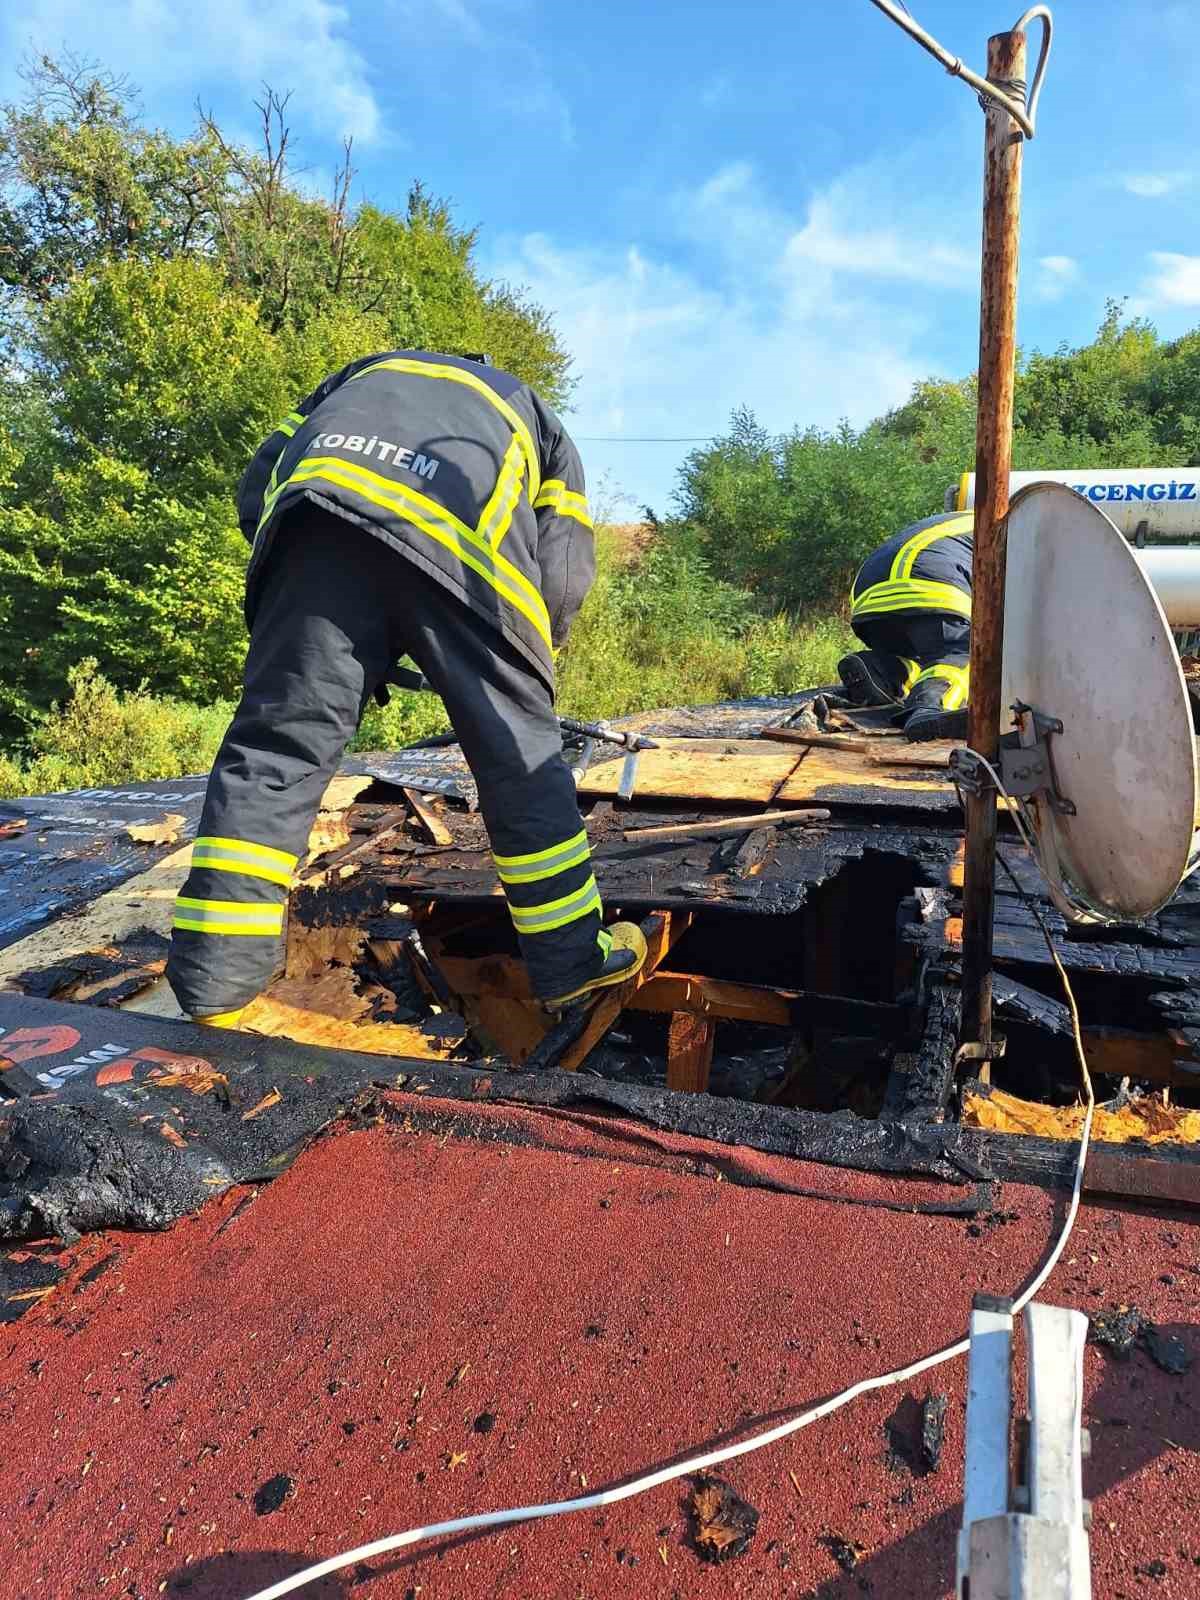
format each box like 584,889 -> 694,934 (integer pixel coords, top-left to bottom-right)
487,161 -> 970,510
1032,254 -> 1080,302
677,162 -> 977,294
1139,251 -> 1200,307
787,192 -> 976,288
1123,172 -> 1191,198
2,0 -> 380,141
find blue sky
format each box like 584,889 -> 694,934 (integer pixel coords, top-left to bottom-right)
4,1 -> 1200,513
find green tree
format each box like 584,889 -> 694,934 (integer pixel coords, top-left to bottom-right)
680,306 -> 1200,618
0,56 -> 572,747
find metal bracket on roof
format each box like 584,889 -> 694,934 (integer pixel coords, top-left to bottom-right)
956,1036 -> 1007,1067
949,703 -> 1076,816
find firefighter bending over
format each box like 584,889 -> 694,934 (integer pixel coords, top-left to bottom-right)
837,511 -> 973,742
166,350 -> 647,1028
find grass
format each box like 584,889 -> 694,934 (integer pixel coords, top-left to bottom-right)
0,530 -> 853,797
556,526 -> 851,719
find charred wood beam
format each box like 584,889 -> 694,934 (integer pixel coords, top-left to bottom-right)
431,952 -> 911,1037
881,984 -> 961,1123
628,974 -> 911,1035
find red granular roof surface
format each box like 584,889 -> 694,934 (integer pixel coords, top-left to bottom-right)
2,1097 -> 1198,1600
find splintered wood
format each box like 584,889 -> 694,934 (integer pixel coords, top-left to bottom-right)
963,1086 -> 1200,1146
238,995 -> 453,1060
688,1476 -> 760,1564
126,813 -> 187,846
303,774 -> 376,866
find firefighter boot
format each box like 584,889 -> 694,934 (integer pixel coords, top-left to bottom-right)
838,651 -> 901,708
194,1007 -> 249,1030
903,705 -> 969,743
543,922 -> 648,1010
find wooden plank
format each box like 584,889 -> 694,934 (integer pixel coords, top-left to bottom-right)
760,729 -> 879,753
1081,1144 -> 1200,1208
402,787 -> 453,846
868,749 -> 953,771
462,994 -> 550,1063
1082,1028 -> 1199,1089
937,912 -> 1200,983
629,972 -> 908,1034
621,807 -> 830,843
435,953 -> 534,1000
666,1011 -> 715,1093
577,739 -> 801,805
436,959 -> 908,1036
634,971 -> 791,1024
774,744 -> 959,811
880,985 -> 961,1122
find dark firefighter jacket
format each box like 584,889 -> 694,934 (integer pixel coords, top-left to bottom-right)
850,511 -> 974,624
237,350 -> 593,689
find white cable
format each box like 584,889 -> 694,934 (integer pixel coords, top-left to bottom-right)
237,761 -> 1097,1600
868,1 -> 1053,138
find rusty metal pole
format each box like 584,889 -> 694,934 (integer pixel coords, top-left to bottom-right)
960,28 -> 1027,1054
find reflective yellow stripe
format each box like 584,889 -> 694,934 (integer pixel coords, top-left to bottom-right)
889,515 -> 974,582
533,478 -> 593,529
476,436 -> 527,549
494,829 -> 590,885
900,657 -> 920,695
493,828 -> 588,869
912,662 -> 970,710
851,580 -> 972,620
172,896 -> 285,936
262,457 -> 553,651
346,357 -> 541,500
257,444 -> 290,537
189,851 -> 292,888
509,875 -> 602,935
175,896 -> 285,920
194,836 -> 297,867
956,472 -> 970,512
276,411 -> 305,440
258,454 -> 548,626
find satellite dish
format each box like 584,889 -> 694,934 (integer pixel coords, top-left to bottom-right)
1000,481 -> 1198,922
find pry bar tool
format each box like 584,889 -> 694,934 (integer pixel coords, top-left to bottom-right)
381,673 -> 660,798
557,717 -> 660,801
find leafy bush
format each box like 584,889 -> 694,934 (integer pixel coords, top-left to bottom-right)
351,687 -> 449,752
0,660 -> 233,797
555,527 -> 852,720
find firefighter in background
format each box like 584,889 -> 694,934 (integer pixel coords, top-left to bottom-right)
165,350 -> 647,1027
837,510 -> 973,741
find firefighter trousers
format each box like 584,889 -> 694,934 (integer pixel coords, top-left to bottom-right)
166,507 -> 606,1016
850,612 -> 971,713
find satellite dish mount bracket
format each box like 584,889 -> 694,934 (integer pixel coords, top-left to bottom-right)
950,703 -> 1077,817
